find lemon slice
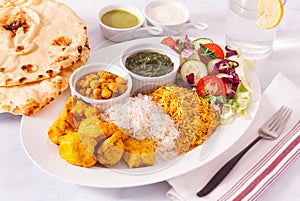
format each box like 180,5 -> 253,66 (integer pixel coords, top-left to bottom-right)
256,0 -> 284,29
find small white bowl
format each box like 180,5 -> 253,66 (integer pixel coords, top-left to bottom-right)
69,63 -> 132,112
120,43 -> 180,93
143,0 -> 208,32
97,4 -> 145,42
143,0 -> 189,30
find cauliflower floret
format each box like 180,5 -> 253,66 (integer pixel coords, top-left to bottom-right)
59,131 -> 97,168
96,131 -> 128,166
48,96 -> 75,144
123,138 -> 155,168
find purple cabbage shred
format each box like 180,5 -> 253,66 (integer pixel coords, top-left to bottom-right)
225,46 -> 238,58
214,59 -> 241,98
186,73 -> 195,85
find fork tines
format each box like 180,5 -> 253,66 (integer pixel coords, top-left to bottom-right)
259,106 -> 292,139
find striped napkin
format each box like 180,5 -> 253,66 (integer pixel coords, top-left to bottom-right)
166,73 -> 300,201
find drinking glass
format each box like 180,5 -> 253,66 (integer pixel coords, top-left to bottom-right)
225,0 -> 286,60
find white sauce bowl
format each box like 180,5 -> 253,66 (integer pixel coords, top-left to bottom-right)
143,0 -> 208,32
143,0 -> 190,31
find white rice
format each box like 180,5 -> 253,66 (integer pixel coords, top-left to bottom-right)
101,94 -> 180,161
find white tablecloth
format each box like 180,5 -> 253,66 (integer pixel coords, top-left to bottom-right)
1,0 -> 299,201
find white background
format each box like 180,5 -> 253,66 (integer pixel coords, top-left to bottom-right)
0,0 -> 299,200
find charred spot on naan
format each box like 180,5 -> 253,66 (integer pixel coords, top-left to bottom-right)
18,77 -> 26,84
46,69 -> 54,77
20,64 -> 36,73
45,97 -> 55,104
12,99 -> 40,116
2,11 -> 30,37
16,45 -> 24,52
55,55 -> 70,63
1,104 -> 11,112
36,74 -> 44,80
50,36 -> 85,54
5,78 -> 13,85
50,36 -> 72,47
70,39 -> 90,69
84,38 -> 90,50
77,45 -> 82,54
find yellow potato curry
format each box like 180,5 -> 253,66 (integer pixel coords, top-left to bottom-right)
47,96 -> 155,168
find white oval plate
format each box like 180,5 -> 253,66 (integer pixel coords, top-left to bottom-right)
20,37 -> 261,188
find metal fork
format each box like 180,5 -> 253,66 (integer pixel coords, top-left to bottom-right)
197,106 -> 292,197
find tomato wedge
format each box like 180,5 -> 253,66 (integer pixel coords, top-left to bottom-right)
197,43 -> 225,64
196,75 -> 226,97
204,43 -> 224,59
161,36 -> 176,49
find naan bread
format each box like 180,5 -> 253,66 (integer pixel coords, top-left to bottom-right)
0,0 -> 27,9
0,43 -> 89,116
0,0 -> 89,86
0,0 -> 90,115
0,68 -> 71,116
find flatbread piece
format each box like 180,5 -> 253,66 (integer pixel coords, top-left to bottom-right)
0,0 -> 88,86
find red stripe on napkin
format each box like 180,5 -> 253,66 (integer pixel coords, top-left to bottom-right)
226,121 -> 299,196
219,121 -> 300,201
234,135 -> 300,200
250,150 -> 299,200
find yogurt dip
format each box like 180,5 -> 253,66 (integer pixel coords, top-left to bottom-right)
144,0 -> 189,26
146,3 -> 187,25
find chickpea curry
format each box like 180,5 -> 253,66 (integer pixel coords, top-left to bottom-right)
76,70 -> 128,100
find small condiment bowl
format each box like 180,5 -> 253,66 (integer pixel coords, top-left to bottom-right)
120,43 -> 180,93
143,0 -> 208,32
97,4 -> 145,42
69,63 -> 132,112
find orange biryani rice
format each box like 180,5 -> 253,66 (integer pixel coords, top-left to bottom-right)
150,85 -> 221,154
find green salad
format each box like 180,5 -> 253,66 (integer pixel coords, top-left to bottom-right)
161,35 -> 252,123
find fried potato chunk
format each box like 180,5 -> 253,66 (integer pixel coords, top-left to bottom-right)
48,95 -> 157,169
78,116 -> 120,142
123,139 -> 155,168
71,98 -> 99,124
59,131 -> 97,168
96,131 -> 128,166
48,96 -> 75,144
78,117 -> 107,141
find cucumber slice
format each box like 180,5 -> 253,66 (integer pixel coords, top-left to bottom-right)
188,52 -> 200,60
180,59 -> 208,86
207,59 -> 221,73
192,37 -> 214,50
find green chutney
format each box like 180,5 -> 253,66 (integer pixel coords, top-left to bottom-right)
101,9 -> 140,29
